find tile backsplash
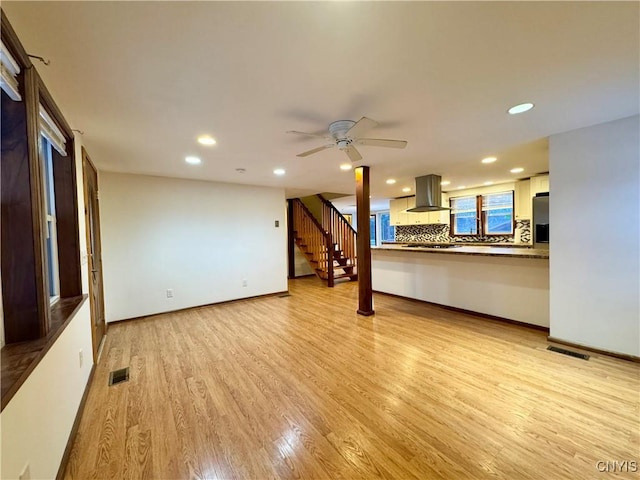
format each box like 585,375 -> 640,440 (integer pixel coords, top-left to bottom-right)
395,219 -> 531,244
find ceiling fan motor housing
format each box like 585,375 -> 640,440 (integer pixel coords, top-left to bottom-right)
329,120 -> 356,140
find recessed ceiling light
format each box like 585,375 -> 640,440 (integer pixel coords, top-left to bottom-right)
340,164 -> 352,171
481,157 -> 497,164
510,167 -> 524,173
483,181 -> 494,186
273,168 -> 286,175
402,187 -> 411,192
508,102 -> 534,115
458,186 -> 466,189
197,135 -> 216,146
440,180 -> 451,186
386,179 -> 396,184
185,156 -> 201,165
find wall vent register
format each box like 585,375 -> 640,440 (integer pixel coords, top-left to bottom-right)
108,367 -> 130,386
547,346 -> 589,360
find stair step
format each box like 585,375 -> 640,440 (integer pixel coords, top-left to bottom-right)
334,273 -> 358,280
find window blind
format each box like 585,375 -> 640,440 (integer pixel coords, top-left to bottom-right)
482,192 -> 513,211
39,105 -> 67,156
0,40 -> 21,101
450,195 -> 476,214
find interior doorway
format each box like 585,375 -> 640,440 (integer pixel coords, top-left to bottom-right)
82,148 -> 106,362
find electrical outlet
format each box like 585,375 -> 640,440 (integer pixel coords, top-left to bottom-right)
166,289 -> 174,298
19,464 -> 30,480
242,279 -> 247,287
79,349 -> 83,368
275,220 -> 279,227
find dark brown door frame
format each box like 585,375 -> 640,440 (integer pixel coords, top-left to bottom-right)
82,148 -> 106,362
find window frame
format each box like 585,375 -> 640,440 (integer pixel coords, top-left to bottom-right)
1,10 -> 85,410
40,134 -> 61,304
369,214 -> 377,246
481,191 -> 515,236
449,190 -> 515,237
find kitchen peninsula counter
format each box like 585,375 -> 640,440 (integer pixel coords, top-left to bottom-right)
372,244 -> 549,327
373,244 -> 549,259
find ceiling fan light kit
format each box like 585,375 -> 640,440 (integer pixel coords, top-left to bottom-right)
287,116 -> 407,162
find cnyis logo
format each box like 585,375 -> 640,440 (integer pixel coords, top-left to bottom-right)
595,460 -> 638,473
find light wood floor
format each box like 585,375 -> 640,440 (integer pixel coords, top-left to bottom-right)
64,277 -> 640,480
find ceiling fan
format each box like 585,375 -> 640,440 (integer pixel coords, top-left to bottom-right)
286,117 -> 407,162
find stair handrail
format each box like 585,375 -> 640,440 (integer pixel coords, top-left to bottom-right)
294,197 -> 326,234
316,194 -> 357,234
292,198 -> 334,287
316,194 -> 357,281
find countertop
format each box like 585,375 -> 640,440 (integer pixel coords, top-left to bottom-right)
372,243 -> 549,259
381,241 -> 533,248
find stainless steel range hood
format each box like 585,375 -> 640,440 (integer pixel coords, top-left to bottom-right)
406,174 -> 449,212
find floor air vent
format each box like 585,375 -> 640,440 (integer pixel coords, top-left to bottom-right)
547,346 -> 590,360
109,367 -> 130,386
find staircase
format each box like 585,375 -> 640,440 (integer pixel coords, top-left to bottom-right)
290,196 -> 357,287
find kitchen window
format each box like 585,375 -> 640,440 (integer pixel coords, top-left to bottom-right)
450,191 -> 514,236
370,215 -> 376,246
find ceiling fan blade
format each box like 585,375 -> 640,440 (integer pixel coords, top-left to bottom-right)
287,130 -> 330,139
356,138 -> 408,149
297,144 -> 334,157
344,145 -> 362,162
346,117 -> 377,139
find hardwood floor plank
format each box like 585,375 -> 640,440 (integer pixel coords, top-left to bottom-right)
63,278 -> 640,479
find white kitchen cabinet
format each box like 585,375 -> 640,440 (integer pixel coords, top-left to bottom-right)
530,174 -> 549,197
406,197 -> 430,224
515,180 -> 531,220
390,195 -> 449,226
389,197 -> 410,225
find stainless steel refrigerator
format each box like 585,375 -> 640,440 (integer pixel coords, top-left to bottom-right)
533,193 -> 549,248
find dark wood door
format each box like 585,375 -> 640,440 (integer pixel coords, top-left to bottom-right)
82,148 -> 106,361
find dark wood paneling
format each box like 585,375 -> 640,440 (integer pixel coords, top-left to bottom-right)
287,200 -> 295,278
37,75 -> 73,138
355,166 -> 374,316
53,142 -> 82,297
25,64 -> 50,338
0,88 -> 41,342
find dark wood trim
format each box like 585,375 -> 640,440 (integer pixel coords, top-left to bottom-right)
287,200 -> 296,279
109,290 -> 291,325
1,88 -> 41,343
55,362 -> 96,480
547,336 -> 640,363
355,166 -> 374,315
53,142 -> 82,297
37,75 -> 74,139
1,10 -> 33,69
25,65 -> 50,338
1,295 -> 88,411
373,290 -> 550,333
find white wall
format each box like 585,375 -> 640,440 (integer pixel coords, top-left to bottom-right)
373,250 -> 550,327
294,245 -> 314,276
1,133 -> 94,479
99,172 -> 288,322
549,115 -> 640,356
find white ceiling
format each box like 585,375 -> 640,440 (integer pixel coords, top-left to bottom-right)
4,2 -> 638,203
